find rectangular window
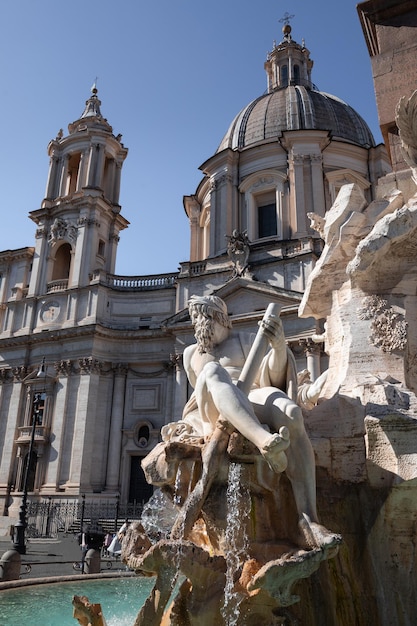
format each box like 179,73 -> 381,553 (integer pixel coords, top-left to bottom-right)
258,203 -> 277,238
98,240 -> 105,257
31,392 -> 45,426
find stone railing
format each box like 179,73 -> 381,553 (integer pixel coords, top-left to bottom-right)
47,279 -> 69,293
16,424 -> 48,444
106,272 -> 178,291
178,261 -> 207,276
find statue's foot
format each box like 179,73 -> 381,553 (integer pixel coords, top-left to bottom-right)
261,427 -> 290,473
297,515 -> 342,551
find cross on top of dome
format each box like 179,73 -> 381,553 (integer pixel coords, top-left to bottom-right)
279,11 -> 295,40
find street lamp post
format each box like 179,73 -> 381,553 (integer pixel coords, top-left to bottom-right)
13,359 -> 46,555
114,494 -> 120,534
13,393 -> 42,554
80,493 -> 86,574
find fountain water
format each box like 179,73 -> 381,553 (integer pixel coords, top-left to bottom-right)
0,577 -> 153,626
221,462 -> 250,625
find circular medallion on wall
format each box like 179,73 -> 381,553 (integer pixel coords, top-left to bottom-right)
40,301 -> 60,323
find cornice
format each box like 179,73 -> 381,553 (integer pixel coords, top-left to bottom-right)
357,0 -> 417,57
0,248 -> 34,262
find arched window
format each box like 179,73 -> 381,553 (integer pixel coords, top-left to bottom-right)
293,64 -> 300,85
200,205 -> 210,259
136,424 -> 150,448
239,171 -> 287,242
281,65 -> 288,87
66,152 -> 81,196
51,243 -> 71,281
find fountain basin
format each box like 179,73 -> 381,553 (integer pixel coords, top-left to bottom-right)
0,574 -> 154,626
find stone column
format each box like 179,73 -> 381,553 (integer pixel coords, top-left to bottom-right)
94,144 -> 105,188
215,171 -> 233,255
113,162 -> 122,205
76,150 -> 88,191
105,364 -> 127,492
291,153 -> 307,237
0,375 -> 23,490
106,158 -> 116,202
300,339 -> 322,381
58,155 -> 70,197
208,177 -> 218,257
86,145 -> 97,187
189,203 -> 201,262
27,225 -> 49,297
310,154 -> 326,218
45,154 -> 59,199
288,48 -> 293,83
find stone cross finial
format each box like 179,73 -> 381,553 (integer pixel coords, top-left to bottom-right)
279,11 -> 295,26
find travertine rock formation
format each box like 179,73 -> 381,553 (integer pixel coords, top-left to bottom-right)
294,95 -> 417,622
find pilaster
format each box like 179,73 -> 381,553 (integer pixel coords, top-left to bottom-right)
105,364 -> 128,492
43,361 -> 74,491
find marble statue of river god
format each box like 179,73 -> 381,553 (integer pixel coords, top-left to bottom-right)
119,295 -> 340,626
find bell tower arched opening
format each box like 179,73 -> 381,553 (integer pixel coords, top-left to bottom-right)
67,152 -> 81,196
51,242 -> 71,282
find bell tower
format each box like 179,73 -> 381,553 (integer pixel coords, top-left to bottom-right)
27,85 -> 129,297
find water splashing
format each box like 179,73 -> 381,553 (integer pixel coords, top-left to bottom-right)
221,462 -> 251,625
140,489 -> 177,542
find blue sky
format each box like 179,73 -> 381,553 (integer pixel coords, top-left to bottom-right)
0,1 -> 381,276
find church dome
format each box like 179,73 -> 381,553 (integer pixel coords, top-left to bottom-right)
217,23 -> 375,153
217,86 -> 375,152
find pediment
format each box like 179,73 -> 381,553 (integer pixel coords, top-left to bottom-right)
212,277 -> 301,318
163,278 -> 302,330
22,363 -> 56,386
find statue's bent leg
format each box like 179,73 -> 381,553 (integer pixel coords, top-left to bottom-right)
196,362 -> 289,470
250,388 -> 341,549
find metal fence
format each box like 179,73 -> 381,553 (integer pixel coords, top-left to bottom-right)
25,498 -> 145,538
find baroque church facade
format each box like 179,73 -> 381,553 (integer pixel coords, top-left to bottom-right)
1,24 -> 390,515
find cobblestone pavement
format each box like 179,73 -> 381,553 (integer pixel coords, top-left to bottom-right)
0,533 -> 125,582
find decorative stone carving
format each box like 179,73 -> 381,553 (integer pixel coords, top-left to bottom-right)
216,171 -> 233,186
307,211 -> 325,238
78,357 -> 102,374
358,295 -> 407,354
0,369 -> 11,384
40,300 -> 61,323
12,366 -> 28,381
77,217 -> 100,228
112,363 -> 128,376
168,353 -> 182,371
48,217 -> 77,245
225,229 -> 250,278
72,595 -> 106,626
54,360 -> 74,376
35,226 -> 48,239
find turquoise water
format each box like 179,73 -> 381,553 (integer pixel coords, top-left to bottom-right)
0,576 -> 154,626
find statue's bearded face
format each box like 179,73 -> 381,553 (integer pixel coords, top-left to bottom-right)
193,313 -> 216,354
